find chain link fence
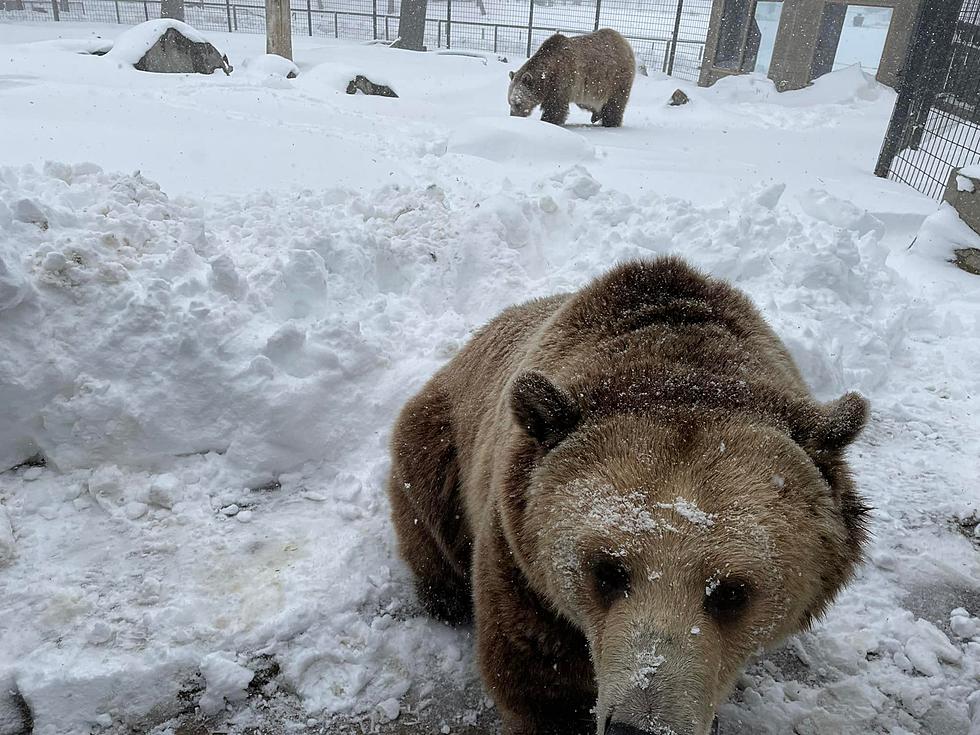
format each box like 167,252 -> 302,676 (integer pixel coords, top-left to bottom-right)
0,0 -> 711,80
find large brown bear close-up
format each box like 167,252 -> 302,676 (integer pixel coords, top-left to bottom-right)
388,258 -> 869,735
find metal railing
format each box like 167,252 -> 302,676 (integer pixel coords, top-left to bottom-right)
0,0 -> 711,81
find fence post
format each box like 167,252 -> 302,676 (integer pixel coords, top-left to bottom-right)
51,0 -> 60,20
526,0 -> 534,57
593,0 -> 599,32
334,10 -> 338,37
306,0 -> 312,34
372,0 -> 378,38
143,1 -> 149,20
225,0 -> 231,30
446,0 -> 451,48
665,0 -> 683,76
114,0 -> 120,22
493,24 -> 498,53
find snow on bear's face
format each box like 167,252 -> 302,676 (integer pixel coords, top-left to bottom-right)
508,69 -> 538,117
514,412 -> 857,735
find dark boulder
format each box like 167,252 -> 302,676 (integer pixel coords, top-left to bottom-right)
135,27 -> 232,75
346,75 -> 398,98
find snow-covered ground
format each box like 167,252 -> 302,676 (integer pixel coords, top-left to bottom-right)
1,20 -> 979,735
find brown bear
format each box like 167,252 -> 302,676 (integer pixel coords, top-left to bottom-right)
388,258 -> 869,735
508,28 -> 636,127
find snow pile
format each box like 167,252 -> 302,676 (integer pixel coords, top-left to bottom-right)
0,163 -> 396,480
239,53 -> 299,80
707,64 -> 886,107
908,202 -> 980,269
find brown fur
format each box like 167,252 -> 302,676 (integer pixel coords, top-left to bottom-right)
388,258 -> 869,735
507,29 -> 636,127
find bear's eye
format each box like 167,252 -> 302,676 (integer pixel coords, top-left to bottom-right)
592,559 -> 631,606
704,579 -> 751,623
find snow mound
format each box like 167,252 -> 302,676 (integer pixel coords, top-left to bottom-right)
106,19 -> 214,65
708,65 -> 888,107
0,163 -> 911,482
783,64 -> 888,106
240,53 -> 298,80
910,202 -> 980,268
447,116 -> 595,164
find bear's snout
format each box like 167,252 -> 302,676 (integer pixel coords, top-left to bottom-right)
606,719 -> 713,735
606,722 -> 688,735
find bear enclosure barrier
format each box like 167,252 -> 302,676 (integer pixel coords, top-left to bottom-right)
875,0 -> 980,199
0,0 -> 713,80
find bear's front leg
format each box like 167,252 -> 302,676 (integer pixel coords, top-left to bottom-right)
540,94 -> 570,126
474,517 -> 595,735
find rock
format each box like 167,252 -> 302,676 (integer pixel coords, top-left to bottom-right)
637,63 -> 648,77
953,247 -> 980,276
136,27 -> 232,75
669,89 -> 690,106
346,75 -> 398,98
109,21 -> 232,75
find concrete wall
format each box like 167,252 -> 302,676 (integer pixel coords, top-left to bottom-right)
946,168 -> 980,237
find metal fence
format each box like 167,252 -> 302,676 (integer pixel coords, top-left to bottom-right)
0,0 -> 712,80
876,0 -> 980,199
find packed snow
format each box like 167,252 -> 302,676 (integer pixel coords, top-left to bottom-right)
0,19 -> 979,735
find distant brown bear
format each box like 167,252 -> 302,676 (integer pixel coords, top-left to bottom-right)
508,28 -> 636,127
388,258 -> 869,735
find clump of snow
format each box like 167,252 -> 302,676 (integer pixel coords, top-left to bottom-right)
199,653 -> 254,715
631,645 -> 667,691
956,174 -> 976,193
0,503 -> 14,566
655,497 -> 716,528
106,19 -> 214,66
950,609 -> 979,640
447,117 -> 595,164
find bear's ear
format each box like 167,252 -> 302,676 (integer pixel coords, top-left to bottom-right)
792,392 -> 869,455
521,70 -> 533,85
509,70 -> 515,80
511,371 -> 581,449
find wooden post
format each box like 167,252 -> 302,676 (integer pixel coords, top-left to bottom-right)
393,0 -> 427,50
160,0 -> 185,20
266,0 -> 293,60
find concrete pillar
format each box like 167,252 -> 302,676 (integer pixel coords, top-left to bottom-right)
767,0 -> 826,91
811,3 -> 846,78
877,1 -> 919,88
